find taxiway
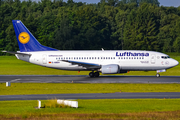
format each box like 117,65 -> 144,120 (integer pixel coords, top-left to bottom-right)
1,92 -> 180,101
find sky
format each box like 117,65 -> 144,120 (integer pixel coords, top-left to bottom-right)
26,0 -> 180,7
158,0 -> 180,7
62,0 -> 180,7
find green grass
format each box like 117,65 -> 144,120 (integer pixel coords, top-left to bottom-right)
0,99 -> 180,119
0,55 -> 180,75
1,54 -> 180,119
1,83 -> 180,95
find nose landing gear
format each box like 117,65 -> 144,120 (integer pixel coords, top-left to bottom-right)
89,71 -> 100,77
156,73 -> 160,77
156,69 -> 166,77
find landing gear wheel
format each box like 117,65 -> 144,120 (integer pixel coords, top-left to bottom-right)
94,72 -> 100,77
89,72 -> 95,78
156,73 -> 160,77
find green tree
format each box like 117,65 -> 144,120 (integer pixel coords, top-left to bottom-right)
124,3 -> 159,50
114,9 -> 129,50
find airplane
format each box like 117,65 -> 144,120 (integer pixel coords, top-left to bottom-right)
2,20 -> 179,77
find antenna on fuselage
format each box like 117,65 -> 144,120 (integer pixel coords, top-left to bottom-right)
101,48 -> 104,51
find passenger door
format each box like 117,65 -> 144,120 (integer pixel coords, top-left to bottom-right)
42,54 -> 47,64
151,54 -> 156,64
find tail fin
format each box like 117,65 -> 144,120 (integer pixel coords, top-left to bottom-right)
12,20 -> 58,52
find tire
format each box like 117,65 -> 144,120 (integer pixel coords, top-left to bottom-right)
89,72 -> 95,77
156,73 -> 160,77
94,72 -> 100,77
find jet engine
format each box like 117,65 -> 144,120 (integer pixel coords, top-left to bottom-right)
101,64 -> 119,74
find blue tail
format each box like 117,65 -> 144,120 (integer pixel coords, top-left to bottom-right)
12,20 -> 58,52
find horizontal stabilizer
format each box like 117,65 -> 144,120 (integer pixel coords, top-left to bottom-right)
2,50 -> 31,56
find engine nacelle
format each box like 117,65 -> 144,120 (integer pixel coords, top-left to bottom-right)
101,64 -> 119,74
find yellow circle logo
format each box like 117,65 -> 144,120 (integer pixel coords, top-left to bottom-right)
18,32 -> 30,44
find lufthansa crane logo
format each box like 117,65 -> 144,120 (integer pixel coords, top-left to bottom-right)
18,32 -> 30,44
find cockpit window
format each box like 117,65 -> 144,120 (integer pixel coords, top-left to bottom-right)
161,56 -> 170,59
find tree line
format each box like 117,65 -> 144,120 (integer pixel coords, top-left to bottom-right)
0,0 -> 180,55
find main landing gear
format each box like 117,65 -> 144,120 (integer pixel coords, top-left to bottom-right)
89,71 -> 100,77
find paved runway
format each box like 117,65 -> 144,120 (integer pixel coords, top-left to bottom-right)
1,92 -> 180,101
0,75 -> 180,83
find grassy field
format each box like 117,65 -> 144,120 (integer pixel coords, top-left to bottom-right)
0,99 -> 180,119
1,54 -> 180,119
1,83 -> 180,95
0,54 -> 180,75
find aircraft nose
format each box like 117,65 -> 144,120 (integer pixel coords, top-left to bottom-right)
172,59 -> 179,66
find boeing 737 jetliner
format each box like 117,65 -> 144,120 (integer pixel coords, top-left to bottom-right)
2,20 -> 179,77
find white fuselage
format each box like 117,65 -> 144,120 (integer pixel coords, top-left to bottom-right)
15,50 -> 179,72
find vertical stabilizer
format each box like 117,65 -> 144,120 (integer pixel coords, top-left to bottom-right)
12,20 -> 58,52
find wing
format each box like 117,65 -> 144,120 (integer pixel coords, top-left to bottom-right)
62,60 -> 101,70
